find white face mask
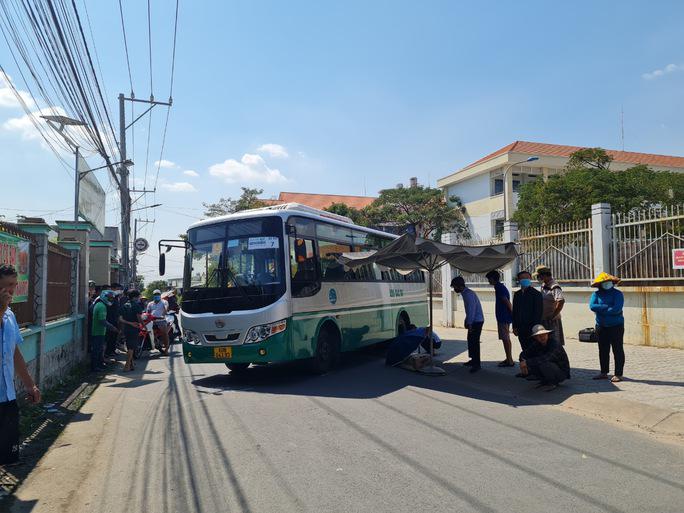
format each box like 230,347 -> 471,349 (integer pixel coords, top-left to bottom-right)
601,282 -> 614,290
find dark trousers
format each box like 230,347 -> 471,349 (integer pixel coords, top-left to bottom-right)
467,322 -> 484,367
597,324 -> 625,376
105,329 -> 118,356
91,335 -> 105,370
530,361 -> 567,385
0,400 -> 20,464
517,329 -> 533,352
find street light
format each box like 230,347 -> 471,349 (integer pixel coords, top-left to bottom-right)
503,156 -> 539,221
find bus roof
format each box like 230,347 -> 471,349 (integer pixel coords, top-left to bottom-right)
187,202 -> 398,239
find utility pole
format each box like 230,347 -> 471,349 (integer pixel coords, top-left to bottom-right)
131,215 -> 157,290
118,93 -> 172,288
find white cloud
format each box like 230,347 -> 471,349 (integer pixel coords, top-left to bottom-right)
0,73 -> 34,109
3,106 -> 67,143
161,181 -> 197,192
642,63 -> 684,80
155,159 -> 178,169
183,170 -> 199,177
209,153 -> 288,184
257,143 -> 289,159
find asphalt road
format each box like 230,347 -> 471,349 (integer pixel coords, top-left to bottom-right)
9,341 -> 684,513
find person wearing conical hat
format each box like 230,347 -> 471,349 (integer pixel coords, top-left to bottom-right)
589,272 -> 625,382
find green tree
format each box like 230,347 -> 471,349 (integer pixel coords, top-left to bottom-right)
513,148 -> 684,227
363,186 -> 469,240
324,203 -> 370,226
203,187 -> 265,217
144,280 -> 169,299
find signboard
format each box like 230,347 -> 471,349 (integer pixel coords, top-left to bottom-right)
248,236 -> 279,250
673,248 -> 684,270
77,155 -> 106,236
134,238 -> 149,252
0,232 -> 30,303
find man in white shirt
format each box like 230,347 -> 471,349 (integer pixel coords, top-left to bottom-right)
146,289 -> 170,354
451,276 -> 485,373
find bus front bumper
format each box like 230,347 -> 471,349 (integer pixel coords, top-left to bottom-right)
182,330 -> 290,364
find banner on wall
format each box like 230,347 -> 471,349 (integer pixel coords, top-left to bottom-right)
0,232 -> 30,303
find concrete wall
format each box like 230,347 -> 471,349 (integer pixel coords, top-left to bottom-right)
89,246 -> 111,285
16,315 -> 86,394
438,286 -> 684,349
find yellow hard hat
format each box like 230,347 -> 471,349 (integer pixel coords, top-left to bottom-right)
591,272 -> 620,288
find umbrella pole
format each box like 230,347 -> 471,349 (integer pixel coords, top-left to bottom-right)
419,267 -> 445,376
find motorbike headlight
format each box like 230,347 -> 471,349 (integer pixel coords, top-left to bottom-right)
244,319 -> 287,344
184,330 -> 202,345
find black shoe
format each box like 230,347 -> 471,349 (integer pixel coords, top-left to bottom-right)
515,372 -> 526,378
463,360 -> 473,367
469,366 -> 481,373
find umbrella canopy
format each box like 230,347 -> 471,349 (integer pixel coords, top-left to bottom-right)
338,233 -> 518,274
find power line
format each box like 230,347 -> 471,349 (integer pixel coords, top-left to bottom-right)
117,0 -> 133,94
147,0 -> 153,94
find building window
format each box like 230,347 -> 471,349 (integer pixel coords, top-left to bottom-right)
494,219 -> 504,236
492,178 -> 521,196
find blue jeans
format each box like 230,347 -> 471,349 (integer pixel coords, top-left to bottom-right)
91,335 -> 105,370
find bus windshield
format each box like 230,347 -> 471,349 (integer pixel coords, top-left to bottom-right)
183,216 -> 285,313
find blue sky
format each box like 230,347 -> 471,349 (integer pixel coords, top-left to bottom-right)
2,0 -> 684,280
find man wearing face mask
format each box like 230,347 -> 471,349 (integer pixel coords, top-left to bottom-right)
589,273 -> 625,382
512,270 -> 543,355
91,290 -> 119,371
104,283 -> 123,358
146,289 -> 170,354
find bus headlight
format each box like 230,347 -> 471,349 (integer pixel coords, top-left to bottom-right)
244,320 -> 287,344
184,330 -> 202,345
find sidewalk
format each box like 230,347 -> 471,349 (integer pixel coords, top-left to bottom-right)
434,326 -> 684,437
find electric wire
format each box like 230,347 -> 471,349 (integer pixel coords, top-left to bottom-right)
117,0 -> 133,94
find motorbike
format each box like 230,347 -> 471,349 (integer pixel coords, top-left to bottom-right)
133,313 -> 175,358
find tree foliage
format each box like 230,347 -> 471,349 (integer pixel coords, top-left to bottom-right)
203,187 -> 266,217
367,186 -> 469,239
513,148 -> 684,227
324,202 -> 370,226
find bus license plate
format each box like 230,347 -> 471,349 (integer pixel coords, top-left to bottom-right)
213,347 -> 232,359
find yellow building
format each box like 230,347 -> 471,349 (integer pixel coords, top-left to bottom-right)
437,141 -> 684,239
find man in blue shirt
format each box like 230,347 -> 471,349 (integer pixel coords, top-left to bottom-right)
1,264 -> 41,464
452,276 -> 484,373
486,270 -> 514,367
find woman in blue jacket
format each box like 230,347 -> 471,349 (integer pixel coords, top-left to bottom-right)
589,273 -> 625,382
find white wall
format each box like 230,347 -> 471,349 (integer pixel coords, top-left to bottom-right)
447,173 -> 490,204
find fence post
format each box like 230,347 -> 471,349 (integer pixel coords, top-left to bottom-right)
17,220 -> 51,387
59,241 -> 82,315
503,221 -> 519,293
591,203 -> 612,277
440,233 -> 455,327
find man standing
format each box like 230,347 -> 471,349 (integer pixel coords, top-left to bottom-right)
536,266 -> 565,345
146,289 -> 170,355
519,324 -> 570,390
91,290 -> 118,371
104,283 -> 123,358
451,276 -> 484,373
486,270 -> 514,367
119,290 -> 144,372
512,270 -> 543,353
1,264 -> 41,465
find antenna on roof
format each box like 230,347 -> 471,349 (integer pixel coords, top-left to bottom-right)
620,105 -> 625,151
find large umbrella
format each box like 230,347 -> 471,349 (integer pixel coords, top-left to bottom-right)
339,233 -> 518,375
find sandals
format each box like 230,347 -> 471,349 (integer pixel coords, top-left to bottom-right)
498,360 -> 515,367
610,375 -> 623,383
592,373 -> 609,380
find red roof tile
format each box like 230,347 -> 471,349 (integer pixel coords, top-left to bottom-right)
260,192 -> 376,211
463,141 -> 684,171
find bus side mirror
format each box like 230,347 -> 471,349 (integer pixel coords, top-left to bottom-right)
159,253 -> 166,276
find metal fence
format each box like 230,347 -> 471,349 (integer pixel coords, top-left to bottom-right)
519,219 -> 594,283
47,242 -> 73,321
450,236 -> 504,286
612,205 -> 684,282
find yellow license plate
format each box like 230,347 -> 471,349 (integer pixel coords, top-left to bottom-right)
213,346 -> 232,359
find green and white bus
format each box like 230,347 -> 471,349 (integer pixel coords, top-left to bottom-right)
164,203 -> 428,373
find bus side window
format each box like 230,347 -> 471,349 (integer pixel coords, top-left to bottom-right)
290,237 -> 320,297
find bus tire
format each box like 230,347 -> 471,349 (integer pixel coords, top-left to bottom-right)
310,325 -> 340,374
226,363 -> 250,374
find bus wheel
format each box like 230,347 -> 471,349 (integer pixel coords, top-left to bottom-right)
311,326 -> 340,374
225,363 -> 250,374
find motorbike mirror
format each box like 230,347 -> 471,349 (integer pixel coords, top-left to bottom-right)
159,253 -> 166,276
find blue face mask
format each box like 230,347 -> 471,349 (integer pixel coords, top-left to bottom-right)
601,282 -> 614,290
153,295 -> 161,302
520,278 -> 532,288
